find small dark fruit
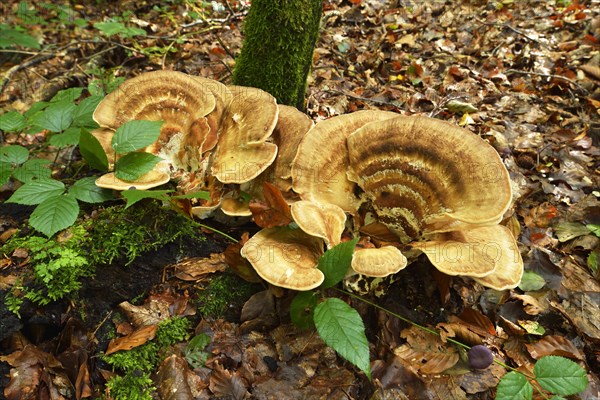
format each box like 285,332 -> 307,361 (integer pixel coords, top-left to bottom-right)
468,345 -> 494,369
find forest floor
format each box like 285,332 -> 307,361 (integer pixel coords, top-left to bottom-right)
0,0 -> 599,399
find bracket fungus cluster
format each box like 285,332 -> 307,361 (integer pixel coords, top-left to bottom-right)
91,70 -> 313,218
92,70 -> 523,292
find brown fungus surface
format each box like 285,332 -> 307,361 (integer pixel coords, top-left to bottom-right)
346,115 -> 513,242
291,110 -> 398,214
211,85 -> 279,184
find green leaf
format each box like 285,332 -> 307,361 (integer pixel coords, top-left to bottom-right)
7,179 -> 65,205
72,95 -> 103,128
50,87 -> 84,103
496,371 -> 533,400
0,26 -> 40,49
0,111 -> 26,132
33,100 -> 77,132
94,22 -> 146,38
24,101 -> 49,119
79,129 -> 109,171
554,222 -> 591,242
184,333 -> 211,369
290,291 -> 317,330
549,397 -> 568,400
121,189 -> 172,209
114,152 -> 162,181
112,120 -> 162,154
69,177 -> 114,203
314,298 -> 371,379
0,145 -> 29,165
318,238 -> 359,289
534,356 -> 588,396
0,162 -> 11,186
12,158 -> 52,183
518,271 -> 546,292
49,126 -> 81,148
587,224 -> 600,238
171,191 -> 211,200
29,194 -> 79,237
588,250 -> 598,276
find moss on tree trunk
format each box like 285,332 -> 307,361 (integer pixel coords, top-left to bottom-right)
232,0 -> 323,110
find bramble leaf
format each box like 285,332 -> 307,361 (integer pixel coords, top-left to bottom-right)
290,291 -> 317,330
33,100 -> 76,132
0,111 -> 26,132
69,177 -> 114,203
7,179 -> 65,205
534,356 -> 588,396
49,126 -> 81,148
29,194 -> 79,237
112,120 -> 162,154
496,371 -> 533,400
12,158 -> 52,182
114,152 -> 163,181
314,298 -> 371,379
0,145 -> 29,165
79,129 -> 109,171
121,189 -> 172,209
318,238 -> 358,288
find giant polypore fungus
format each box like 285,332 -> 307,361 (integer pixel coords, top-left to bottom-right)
240,227 -> 325,290
211,85 -> 279,184
290,112 -> 523,290
292,110 -> 398,213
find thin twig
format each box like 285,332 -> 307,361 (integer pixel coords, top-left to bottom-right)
1,53 -> 55,95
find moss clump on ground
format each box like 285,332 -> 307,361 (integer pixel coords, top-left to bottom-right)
103,317 -> 191,400
231,0 -> 323,109
84,202 -> 204,266
196,272 -> 261,319
1,202 -> 204,315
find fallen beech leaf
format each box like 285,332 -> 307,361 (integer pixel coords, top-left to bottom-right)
223,234 -> 262,283
118,300 -> 171,327
209,362 -> 250,399
437,322 -> 484,347
394,326 -> 459,374
105,325 -> 157,356
458,308 -> 497,335
525,335 -> 584,361
173,254 -> 228,281
75,362 -> 93,400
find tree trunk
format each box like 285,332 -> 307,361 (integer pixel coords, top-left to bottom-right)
232,0 -> 323,110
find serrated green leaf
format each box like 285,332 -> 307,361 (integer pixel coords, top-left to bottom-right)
290,291 -> 317,330
29,194 -> 79,237
518,271 -> 546,292
121,189 -> 172,209
171,191 -> 211,200
314,298 -> 371,379
0,162 -> 12,186
69,177 -> 114,203
534,356 -> 588,396
114,152 -> 163,181
33,100 -> 77,132
24,101 -> 49,119
112,120 -> 162,154
0,111 -> 26,132
7,179 -> 65,205
588,250 -> 598,276
50,87 -> 84,103
318,238 -> 359,289
0,145 -> 29,165
72,95 -> 103,128
549,396 -> 568,400
94,22 -> 146,38
49,127 -> 81,148
12,158 -> 52,183
587,224 -> 600,238
496,371 -> 533,400
79,129 -> 108,171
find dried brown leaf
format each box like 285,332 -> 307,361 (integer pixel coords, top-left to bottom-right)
173,254 -> 228,281
524,335 -> 584,360
209,362 -> 249,399
157,355 -> 194,400
105,325 -> 157,356
249,182 -> 292,228
394,326 -> 459,374
118,300 -> 171,327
